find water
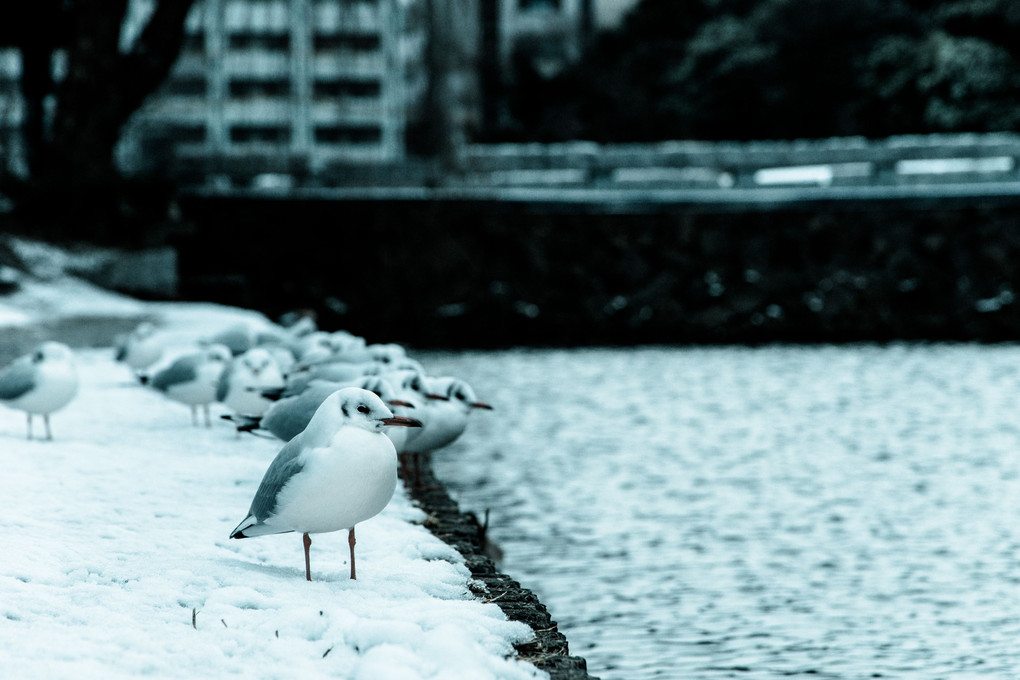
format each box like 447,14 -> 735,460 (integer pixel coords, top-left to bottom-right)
417,344 -> 1020,679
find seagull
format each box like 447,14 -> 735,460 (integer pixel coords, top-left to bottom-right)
0,341 -> 79,440
365,342 -> 408,367
148,344 -> 232,426
416,376 -> 493,452
229,387 -> 422,581
114,321 -> 164,375
401,376 -> 492,487
216,347 -> 286,420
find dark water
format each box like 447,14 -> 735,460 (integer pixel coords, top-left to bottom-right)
419,344 -> 1020,679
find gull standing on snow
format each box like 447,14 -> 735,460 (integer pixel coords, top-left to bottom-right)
147,344 -> 232,426
398,375 -> 492,486
0,341 -> 79,440
114,321 -> 164,376
415,376 -> 493,452
230,387 -> 421,581
216,347 -> 286,420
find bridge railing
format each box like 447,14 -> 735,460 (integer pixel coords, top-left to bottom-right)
168,132 -> 1020,196
451,133 -> 1020,191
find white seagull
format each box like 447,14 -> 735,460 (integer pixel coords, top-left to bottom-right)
401,376 -> 492,487
147,344 -> 232,426
114,321 -> 164,375
0,341 -> 79,440
229,387 -> 421,581
216,347 -> 286,420
416,376 -> 493,452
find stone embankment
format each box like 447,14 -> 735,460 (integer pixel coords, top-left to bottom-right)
403,461 -> 597,680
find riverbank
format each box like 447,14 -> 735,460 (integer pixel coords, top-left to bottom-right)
0,259 -> 596,679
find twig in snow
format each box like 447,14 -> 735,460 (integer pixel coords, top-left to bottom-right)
482,591 -> 508,604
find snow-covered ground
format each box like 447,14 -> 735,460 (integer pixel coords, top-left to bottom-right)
0,268 -> 543,679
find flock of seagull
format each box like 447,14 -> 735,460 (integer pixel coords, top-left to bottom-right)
0,316 -> 492,582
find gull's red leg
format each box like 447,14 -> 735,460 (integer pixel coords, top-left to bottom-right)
303,532 -> 312,581
348,527 -> 357,580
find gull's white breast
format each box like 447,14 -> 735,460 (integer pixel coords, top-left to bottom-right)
269,427 -> 398,534
11,362 -> 78,415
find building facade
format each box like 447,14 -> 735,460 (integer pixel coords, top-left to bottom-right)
119,0 -> 431,188
0,0 -> 602,190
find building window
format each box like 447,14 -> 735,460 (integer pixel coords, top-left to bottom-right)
229,79 -> 290,97
228,34 -> 290,51
314,125 -> 381,144
313,34 -> 380,52
313,79 -> 381,98
230,126 -> 291,144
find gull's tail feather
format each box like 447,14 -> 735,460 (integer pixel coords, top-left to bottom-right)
229,514 -> 291,539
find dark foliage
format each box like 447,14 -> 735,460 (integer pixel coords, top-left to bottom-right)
0,1 -> 197,243
503,0 -> 1020,141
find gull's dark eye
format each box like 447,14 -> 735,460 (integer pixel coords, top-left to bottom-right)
357,404 -> 370,414
33,351 -> 44,362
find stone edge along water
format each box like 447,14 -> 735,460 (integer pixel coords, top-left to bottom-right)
401,460 -> 598,680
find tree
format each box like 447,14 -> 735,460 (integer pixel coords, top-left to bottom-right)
1,0 -> 197,240
510,0 -> 1020,142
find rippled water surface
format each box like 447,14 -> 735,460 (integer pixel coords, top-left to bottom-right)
419,344 -> 1020,680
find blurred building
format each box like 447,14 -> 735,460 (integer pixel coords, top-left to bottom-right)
118,0 -> 433,188
0,0 -> 603,190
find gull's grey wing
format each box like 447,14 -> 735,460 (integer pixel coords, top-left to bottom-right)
0,358 -> 36,401
210,327 -> 250,356
247,436 -> 308,521
150,356 -> 197,392
263,382 -> 338,441
215,361 -> 236,402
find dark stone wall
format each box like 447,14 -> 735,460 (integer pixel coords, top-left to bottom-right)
404,458 -> 598,679
174,196 -> 1020,348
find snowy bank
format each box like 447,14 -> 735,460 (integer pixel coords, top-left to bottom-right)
0,276 -> 546,679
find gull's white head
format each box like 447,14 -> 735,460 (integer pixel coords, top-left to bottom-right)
367,343 -> 407,366
429,377 -> 494,411
133,321 -> 157,339
36,341 -> 75,364
307,387 -> 422,439
354,375 -> 415,410
204,344 -> 233,364
389,370 -> 429,398
239,347 -> 276,377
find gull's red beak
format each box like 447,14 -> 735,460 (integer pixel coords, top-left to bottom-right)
470,401 -> 494,410
388,399 -> 415,409
380,415 -> 422,428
